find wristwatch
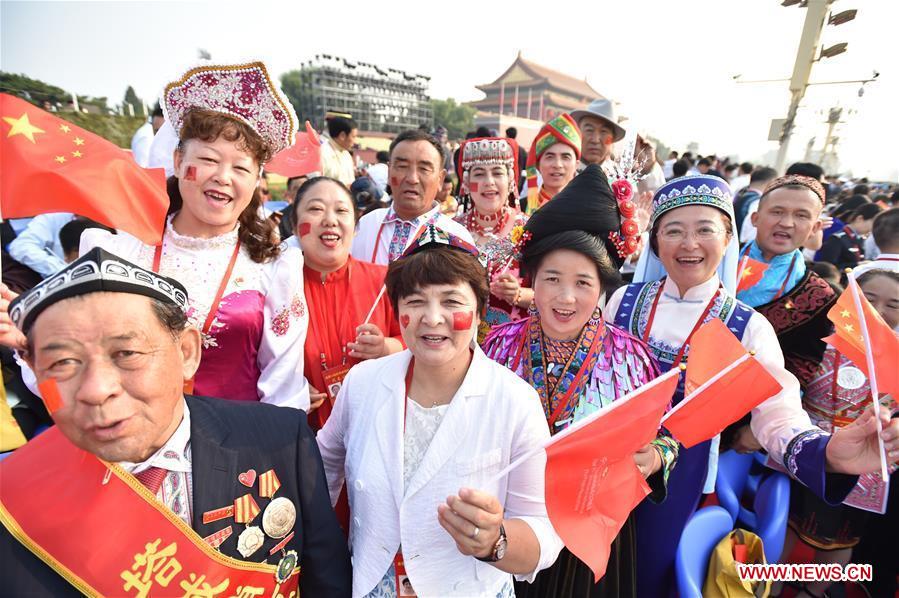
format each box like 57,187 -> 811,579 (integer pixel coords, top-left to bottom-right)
476,524 -> 507,563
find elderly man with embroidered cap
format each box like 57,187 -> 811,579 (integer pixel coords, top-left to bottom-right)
0,249 -> 351,597
570,98 -> 626,172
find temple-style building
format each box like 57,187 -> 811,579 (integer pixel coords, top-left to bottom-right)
468,53 -> 605,145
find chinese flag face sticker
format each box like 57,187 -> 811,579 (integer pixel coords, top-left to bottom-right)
469,181 -> 480,193
400,314 -> 410,329
452,311 -> 473,331
184,165 -> 197,181
298,222 -> 312,237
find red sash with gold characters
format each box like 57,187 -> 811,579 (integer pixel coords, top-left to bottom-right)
0,427 -> 300,597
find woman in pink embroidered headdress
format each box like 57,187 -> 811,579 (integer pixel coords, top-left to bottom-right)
454,137 -> 530,340
78,62 -> 310,408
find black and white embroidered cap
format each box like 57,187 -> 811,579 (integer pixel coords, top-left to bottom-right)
10,247 -> 189,334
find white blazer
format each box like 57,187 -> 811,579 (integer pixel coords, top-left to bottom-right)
317,347 -> 563,597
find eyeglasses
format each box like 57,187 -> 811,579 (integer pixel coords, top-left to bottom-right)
658,226 -> 726,243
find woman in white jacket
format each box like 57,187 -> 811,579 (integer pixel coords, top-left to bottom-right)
317,224 -> 562,597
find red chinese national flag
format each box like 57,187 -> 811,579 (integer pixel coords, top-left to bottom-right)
265,121 -> 322,177
664,319 -> 782,448
736,256 -> 769,293
823,280 -> 899,397
0,94 -> 168,244
544,371 -> 678,581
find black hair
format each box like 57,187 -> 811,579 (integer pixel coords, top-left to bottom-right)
698,158 -> 711,167
857,268 -> 899,288
750,167 -> 778,184
388,129 -> 446,168
672,159 -> 689,178
58,218 -> 113,256
872,207 -> 899,249
853,184 -> 870,197
376,150 -> 389,163
786,162 -> 824,181
521,230 -> 622,295
475,126 -> 491,138
740,162 -> 753,174
505,127 -> 518,139
151,103 -> 164,118
327,116 -> 358,139
846,203 -> 883,223
386,246 -> 489,317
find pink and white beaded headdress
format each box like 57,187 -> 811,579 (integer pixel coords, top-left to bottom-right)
162,61 -> 298,155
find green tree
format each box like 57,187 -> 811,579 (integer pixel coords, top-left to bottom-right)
430,98 -> 476,140
0,72 -> 69,106
123,85 -> 143,115
279,70 -> 304,119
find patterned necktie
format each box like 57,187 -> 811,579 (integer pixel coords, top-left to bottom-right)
388,220 -> 414,262
134,466 -> 167,495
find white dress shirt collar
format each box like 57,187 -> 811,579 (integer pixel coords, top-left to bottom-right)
662,274 -> 722,303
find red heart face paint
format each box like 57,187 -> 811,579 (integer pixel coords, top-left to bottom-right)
400,314 -> 410,328
298,222 -> 312,237
452,311 -> 473,331
469,182 -> 480,193
390,176 -> 401,187
184,165 -> 197,181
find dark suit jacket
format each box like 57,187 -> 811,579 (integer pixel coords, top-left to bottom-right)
1,395 -> 352,597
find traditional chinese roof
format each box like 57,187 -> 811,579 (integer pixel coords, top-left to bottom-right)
475,53 -> 604,102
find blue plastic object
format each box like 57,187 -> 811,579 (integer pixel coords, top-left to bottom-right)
676,506 -> 734,598
752,472 -> 790,563
715,449 -> 757,526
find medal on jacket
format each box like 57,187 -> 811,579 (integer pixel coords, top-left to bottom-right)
262,497 -> 296,539
237,526 -> 265,558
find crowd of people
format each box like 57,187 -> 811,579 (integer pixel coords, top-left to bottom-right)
1,59 -> 898,598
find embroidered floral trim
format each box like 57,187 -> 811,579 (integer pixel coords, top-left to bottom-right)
271,294 -> 306,336
166,215 -> 240,251
784,428 -> 828,478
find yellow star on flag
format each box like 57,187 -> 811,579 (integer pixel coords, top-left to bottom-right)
742,267 -> 753,278
843,323 -> 854,333
72,150 -> 83,158
54,155 -> 66,164
3,113 -> 45,143
840,309 -> 851,318
73,137 -> 85,146
59,124 -> 71,133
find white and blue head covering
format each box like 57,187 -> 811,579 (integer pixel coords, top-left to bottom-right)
633,174 -> 741,293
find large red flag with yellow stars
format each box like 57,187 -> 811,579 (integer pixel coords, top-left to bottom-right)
823,279 -> 899,397
0,94 -> 168,244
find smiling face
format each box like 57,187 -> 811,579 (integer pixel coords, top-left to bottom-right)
397,282 -> 478,369
578,115 -> 615,165
26,293 -> 201,463
173,135 -> 260,237
537,142 -> 578,195
532,249 -> 603,341
655,205 -> 732,294
389,139 -> 446,221
860,273 -> 899,330
295,179 -> 356,273
468,163 -> 510,215
751,186 -> 823,259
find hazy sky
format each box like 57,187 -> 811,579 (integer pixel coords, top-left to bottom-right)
2,0 -> 896,180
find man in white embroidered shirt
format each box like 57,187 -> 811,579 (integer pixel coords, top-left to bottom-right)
351,128 -> 474,265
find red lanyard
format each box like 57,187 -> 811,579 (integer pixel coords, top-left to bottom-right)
642,278 -> 721,368
152,240 -> 241,335
773,253 -> 798,300
371,220 -> 389,263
